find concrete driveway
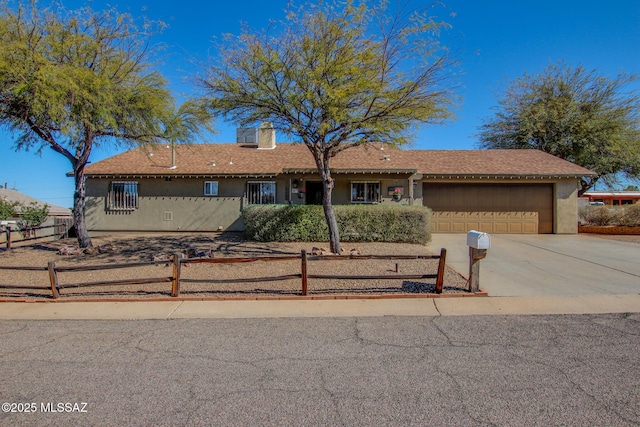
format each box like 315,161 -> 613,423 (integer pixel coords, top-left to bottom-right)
429,233 -> 640,296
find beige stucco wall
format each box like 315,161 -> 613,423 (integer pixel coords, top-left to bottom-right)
554,178 -> 579,233
84,174 -> 580,234
85,177 -> 250,231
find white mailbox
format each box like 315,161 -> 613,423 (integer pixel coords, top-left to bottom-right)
467,230 -> 491,249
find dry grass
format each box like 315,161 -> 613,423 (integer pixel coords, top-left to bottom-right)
0,232 -> 469,300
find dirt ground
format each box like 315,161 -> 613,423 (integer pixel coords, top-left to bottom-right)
0,232 -> 469,300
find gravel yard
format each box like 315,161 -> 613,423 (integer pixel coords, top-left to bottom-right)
0,232 -> 469,300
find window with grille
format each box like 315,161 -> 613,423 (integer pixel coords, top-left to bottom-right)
108,181 -> 138,211
351,181 -> 380,203
246,181 -> 276,204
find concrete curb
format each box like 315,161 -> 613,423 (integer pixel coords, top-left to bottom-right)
0,290 -> 488,304
0,294 -> 638,320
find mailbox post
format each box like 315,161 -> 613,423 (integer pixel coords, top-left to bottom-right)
467,230 -> 490,293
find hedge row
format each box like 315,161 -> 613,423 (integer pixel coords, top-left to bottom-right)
242,204 -> 432,244
579,205 -> 640,227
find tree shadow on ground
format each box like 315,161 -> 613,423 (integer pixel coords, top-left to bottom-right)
24,231 -> 301,264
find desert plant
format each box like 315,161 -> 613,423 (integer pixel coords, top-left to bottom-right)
17,202 -> 49,228
0,198 -> 19,220
203,0 -> 455,253
618,204 -> 640,227
579,206 -> 615,226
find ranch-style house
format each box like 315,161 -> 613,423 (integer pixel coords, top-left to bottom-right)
82,127 -> 597,234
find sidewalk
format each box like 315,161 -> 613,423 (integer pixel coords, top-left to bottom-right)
3,233 -> 639,320
1,294 -> 639,319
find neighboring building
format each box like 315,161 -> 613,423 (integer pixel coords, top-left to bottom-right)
581,191 -> 640,206
83,129 -> 596,234
0,188 -> 72,218
0,188 -> 72,239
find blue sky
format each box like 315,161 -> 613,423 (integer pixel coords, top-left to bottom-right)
2,0 -> 639,208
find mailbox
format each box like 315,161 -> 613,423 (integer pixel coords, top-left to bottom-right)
467,230 -> 491,250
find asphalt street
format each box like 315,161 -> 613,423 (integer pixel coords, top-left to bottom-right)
1,314 -> 639,426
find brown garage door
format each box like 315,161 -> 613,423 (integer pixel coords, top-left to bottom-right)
423,183 -> 554,234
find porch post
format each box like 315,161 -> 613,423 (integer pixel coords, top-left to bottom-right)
408,177 -> 414,206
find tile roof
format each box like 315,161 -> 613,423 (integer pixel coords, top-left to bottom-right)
84,143 -> 597,178
407,149 -> 597,176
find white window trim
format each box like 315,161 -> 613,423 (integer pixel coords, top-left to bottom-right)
204,181 -> 219,196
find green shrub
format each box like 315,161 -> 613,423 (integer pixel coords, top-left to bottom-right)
0,198 -> 19,220
18,202 -> 49,228
242,204 -> 432,244
619,204 -> 640,227
242,205 -> 327,241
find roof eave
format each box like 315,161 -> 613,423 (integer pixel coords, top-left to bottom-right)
85,173 -> 279,179
283,168 -> 417,174
421,173 -> 597,179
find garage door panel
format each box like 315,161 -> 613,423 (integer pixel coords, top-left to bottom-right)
424,183 -> 552,234
509,223 -> 523,233
466,222 -> 480,231
451,222 -> 467,233
493,222 -> 509,233
479,222 -> 495,233
437,222 -> 452,232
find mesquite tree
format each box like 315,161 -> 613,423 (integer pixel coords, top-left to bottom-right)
201,0 -> 456,253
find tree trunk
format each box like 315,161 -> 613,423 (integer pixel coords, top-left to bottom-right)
311,146 -> 341,254
72,162 -> 93,248
322,178 -> 341,254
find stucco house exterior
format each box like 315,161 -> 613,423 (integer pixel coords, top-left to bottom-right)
82,128 -> 596,234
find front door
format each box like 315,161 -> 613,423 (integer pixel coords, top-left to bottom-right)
305,181 -> 323,205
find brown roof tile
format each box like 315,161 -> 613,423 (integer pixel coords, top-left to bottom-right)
406,149 -> 597,176
84,143 -> 597,178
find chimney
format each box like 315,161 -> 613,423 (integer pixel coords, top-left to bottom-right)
258,122 -> 276,149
